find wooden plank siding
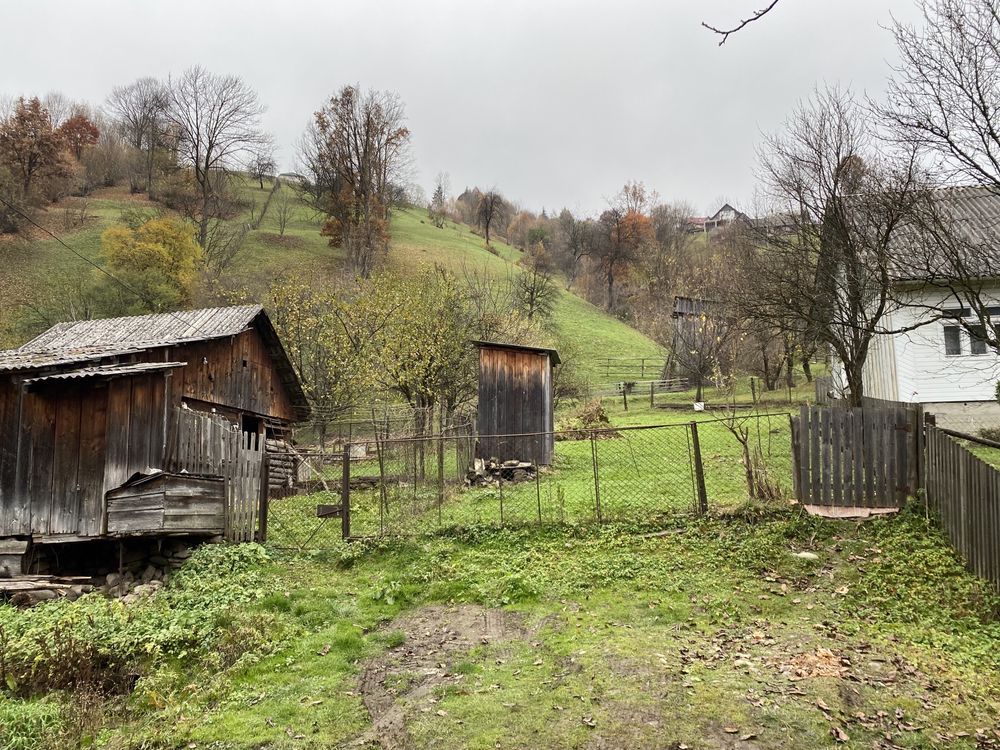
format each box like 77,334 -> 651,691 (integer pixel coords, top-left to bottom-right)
791,404 -> 921,508
925,424 -> 1000,588
476,345 -> 556,465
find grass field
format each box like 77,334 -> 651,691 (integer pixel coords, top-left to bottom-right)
0,179 -> 663,379
4,505 -> 999,749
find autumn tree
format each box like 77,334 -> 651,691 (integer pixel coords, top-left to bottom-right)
476,189 -> 506,246
300,85 -> 411,277
96,217 -> 202,314
595,183 -> 655,312
57,113 -> 99,159
0,97 -> 67,197
165,66 -> 268,249
274,186 -> 294,235
266,279 -> 362,448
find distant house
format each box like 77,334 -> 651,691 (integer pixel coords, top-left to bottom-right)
0,305 -> 309,572
832,187 -> 1000,430
704,203 -> 751,232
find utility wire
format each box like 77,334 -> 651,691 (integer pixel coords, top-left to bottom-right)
0,194 -> 216,338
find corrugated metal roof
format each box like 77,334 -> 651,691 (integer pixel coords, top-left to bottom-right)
894,185 -> 1000,280
22,361 -> 186,385
21,305 -> 263,352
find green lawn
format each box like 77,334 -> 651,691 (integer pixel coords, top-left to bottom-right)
4,507 -> 998,749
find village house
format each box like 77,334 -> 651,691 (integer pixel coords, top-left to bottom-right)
0,305 -> 309,575
832,187 -> 1000,431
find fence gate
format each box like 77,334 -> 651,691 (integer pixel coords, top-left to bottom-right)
790,404 -> 921,508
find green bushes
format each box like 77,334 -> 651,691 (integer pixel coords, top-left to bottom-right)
0,543 -> 277,699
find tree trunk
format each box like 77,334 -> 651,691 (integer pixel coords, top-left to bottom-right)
801,356 -> 813,383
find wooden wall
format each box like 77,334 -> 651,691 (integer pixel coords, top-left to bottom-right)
147,329 -> 297,423
476,347 -> 554,465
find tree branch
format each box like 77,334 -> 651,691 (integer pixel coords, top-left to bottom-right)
702,0 -> 782,45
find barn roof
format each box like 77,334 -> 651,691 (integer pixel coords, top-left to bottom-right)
0,305 -> 310,419
472,340 -> 561,365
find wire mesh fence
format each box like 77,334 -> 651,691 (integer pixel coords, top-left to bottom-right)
265,413 -> 793,549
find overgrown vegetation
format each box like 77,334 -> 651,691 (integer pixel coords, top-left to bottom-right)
2,506 -> 998,749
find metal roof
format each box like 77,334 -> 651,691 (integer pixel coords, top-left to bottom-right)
0,305 -> 311,420
21,305 -> 264,352
472,340 -> 561,365
22,361 -> 186,386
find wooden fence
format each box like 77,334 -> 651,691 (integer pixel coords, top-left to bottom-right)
790,404 -> 921,507
164,407 -> 265,542
925,425 -> 1000,587
814,375 -> 834,405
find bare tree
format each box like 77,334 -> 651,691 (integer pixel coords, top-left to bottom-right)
165,66 -> 268,248
880,0 -> 1000,354
737,86 -> 924,406
275,186 -> 294,236
476,189 -> 506,246
106,77 -> 167,195
249,137 -> 277,189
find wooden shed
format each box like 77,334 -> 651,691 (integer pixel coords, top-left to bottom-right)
474,341 -> 559,465
0,305 -> 309,569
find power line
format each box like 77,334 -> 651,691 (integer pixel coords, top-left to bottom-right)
0,194 -> 216,337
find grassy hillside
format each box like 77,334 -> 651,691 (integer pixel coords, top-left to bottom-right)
0,179 -> 663,380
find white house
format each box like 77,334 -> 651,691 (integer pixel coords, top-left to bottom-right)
832,187 -> 1000,432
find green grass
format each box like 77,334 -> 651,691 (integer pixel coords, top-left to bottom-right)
4,507 -> 998,749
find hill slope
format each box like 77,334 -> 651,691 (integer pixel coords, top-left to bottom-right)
0,180 -> 663,380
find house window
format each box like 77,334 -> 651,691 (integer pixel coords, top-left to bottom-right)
944,325 -> 962,356
969,324 -> 990,355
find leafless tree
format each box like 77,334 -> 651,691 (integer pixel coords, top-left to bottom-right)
165,66 -> 268,248
249,137 -> 277,189
880,0 -> 1000,354
736,86 -> 924,406
476,189 -> 506,246
275,186 -> 294,235
106,77 -> 167,195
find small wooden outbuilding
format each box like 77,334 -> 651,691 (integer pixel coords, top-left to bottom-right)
0,305 -> 309,569
474,340 -> 559,465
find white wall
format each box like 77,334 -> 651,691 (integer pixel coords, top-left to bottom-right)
871,285 -> 1000,404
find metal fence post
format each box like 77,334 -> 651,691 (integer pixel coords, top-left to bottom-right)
591,432 -> 602,523
341,445 -> 351,540
690,421 -> 708,515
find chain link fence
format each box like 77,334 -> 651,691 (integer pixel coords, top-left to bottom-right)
265,413 -> 792,549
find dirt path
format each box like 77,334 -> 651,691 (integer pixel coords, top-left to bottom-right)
349,604 -> 525,750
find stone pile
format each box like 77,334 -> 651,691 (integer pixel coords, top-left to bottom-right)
466,458 -> 538,487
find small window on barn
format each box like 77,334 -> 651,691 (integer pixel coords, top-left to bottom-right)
969,324 -> 990,355
944,325 -> 962,356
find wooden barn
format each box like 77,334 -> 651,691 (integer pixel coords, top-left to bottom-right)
474,341 -> 559,465
0,305 -> 309,572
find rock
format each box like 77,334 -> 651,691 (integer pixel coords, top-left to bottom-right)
140,564 -> 158,583
792,551 -> 819,561
171,547 -> 192,560
149,555 -> 169,566
106,572 -> 123,587
32,589 -> 58,601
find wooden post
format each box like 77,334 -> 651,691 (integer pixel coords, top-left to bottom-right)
341,445 -> 351,540
437,424 -> 445,526
257,450 -> 269,542
690,421 -> 708,515
622,386 -> 628,412
789,413 -> 801,502
650,381 -> 655,408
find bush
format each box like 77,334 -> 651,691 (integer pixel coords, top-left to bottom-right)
0,543 -> 277,698
978,426 -> 1000,443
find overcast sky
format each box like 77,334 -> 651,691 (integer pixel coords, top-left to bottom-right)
0,0 -> 921,216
